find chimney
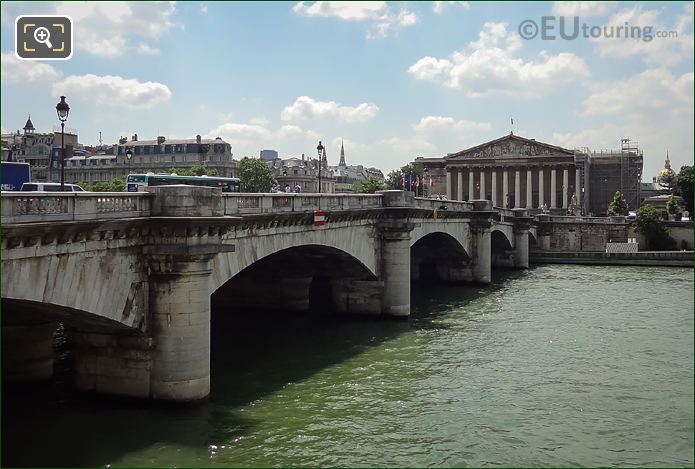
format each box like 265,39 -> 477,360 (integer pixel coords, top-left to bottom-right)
301,153 -> 305,161
653,177 -> 657,183
157,136 -> 165,144
132,133 -> 138,141
196,134 -> 201,144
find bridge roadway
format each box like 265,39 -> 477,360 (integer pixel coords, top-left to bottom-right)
1,187 -> 536,402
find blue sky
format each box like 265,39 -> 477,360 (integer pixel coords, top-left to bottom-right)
1,1 -> 693,178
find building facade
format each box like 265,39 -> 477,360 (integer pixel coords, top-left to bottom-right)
415,133 -> 643,216
2,116 -> 78,182
61,134 -> 237,184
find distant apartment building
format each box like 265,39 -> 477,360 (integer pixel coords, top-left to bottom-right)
1,116 -> 78,181
62,134 -> 237,184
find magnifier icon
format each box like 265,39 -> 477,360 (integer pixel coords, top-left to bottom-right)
33,27 -> 53,49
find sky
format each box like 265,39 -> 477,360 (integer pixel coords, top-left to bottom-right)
1,1 -> 693,179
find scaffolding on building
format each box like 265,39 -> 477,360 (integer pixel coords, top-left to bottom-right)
574,138 -> 643,216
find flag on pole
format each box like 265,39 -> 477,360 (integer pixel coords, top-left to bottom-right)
399,176 -> 404,188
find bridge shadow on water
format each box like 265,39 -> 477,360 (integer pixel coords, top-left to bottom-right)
2,268 -> 529,468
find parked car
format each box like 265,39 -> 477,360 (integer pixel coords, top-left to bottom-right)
20,182 -> 85,192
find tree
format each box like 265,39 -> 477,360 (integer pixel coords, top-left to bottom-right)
81,176 -> 125,192
666,195 -> 681,216
386,164 -> 424,191
238,157 -> 276,193
676,165 -> 694,214
634,204 -> 675,250
352,177 -> 387,194
608,191 -> 628,215
168,165 -> 218,176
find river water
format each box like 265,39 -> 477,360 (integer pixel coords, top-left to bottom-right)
3,265 -> 693,467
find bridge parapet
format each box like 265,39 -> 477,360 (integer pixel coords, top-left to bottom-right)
414,197 -> 473,211
1,192 -> 152,224
222,193 -> 383,215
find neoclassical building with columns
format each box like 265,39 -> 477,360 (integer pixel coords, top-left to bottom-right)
423,133 -> 584,213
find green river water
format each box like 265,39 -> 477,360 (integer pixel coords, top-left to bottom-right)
3,265 -> 693,467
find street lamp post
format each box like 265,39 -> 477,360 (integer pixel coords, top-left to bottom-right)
126,148 -> 133,176
316,141 -> 324,194
55,96 -> 70,191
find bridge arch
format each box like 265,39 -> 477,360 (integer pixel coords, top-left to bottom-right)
212,242 -> 379,314
410,230 -> 472,283
491,228 -> 516,268
211,225 -> 378,294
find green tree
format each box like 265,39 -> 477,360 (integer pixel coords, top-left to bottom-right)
352,177 -> 387,194
634,204 -> 675,250
608,190 -> 628,215
238,157 -> 276,192
168,164 -> 218,176
666,195 -> 681,216
81,176 -> 125,192
386,164 -> 424,191
676,165 -> 694,214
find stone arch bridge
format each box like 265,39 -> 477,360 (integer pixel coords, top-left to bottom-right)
1,188 -> 536,402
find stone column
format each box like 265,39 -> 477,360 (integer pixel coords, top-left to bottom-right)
479,168 -> 486,200
457,169 -> 463,201
502,170 -> 509,207
446,170 -> 452,200
514,169 -> 521,208
469,203 -> 494,284
378,190 -> 415,317
2,322 -> 56,382
380,227 -> 413,317
526,168 -> 533,208
512,214 -> 533,269
150,254 -> 214,402
550,168 -> 557,208
468,169 -> 475,201
491,169 -> 498,207
514,229 -> 530,269
538,167 -> 544,208
563,168 -> 569,208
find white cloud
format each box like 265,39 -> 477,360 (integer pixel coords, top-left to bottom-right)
136,43 -> 160,56
1,52 -> 61,84
376,136 -> 437,155
408,22 -> 589,97
433,1 -> 470,15
412,116 -> 491,133
2,1 -> 177,58
591,5 -> 694,66
281,96 -> 379,123
278,124 -> 320,140
208,122 -> 272,140
52,74 -> 172,109
200,3 -> 208,13
249,117 -> 269,126
553,68 -> 694,181
581,68 -> 693,117
292,1 -> 418,39
552,1 -> 615,17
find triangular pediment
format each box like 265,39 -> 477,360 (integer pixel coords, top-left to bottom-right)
445,134 -> 574,160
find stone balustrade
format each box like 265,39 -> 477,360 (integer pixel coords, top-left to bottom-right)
1,192 -> 152,224
222,193 -> 383,215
